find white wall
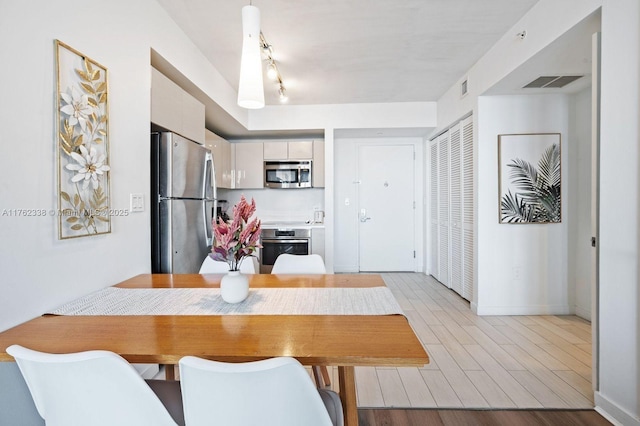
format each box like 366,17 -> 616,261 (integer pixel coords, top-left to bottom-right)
0,0 -> 243,422
436,0 -> 602,130
476,94 -> 571,315
0,0 -> 239,332
249,102 -> 437,132
595,0 -> 640,423
474,90 -> 593,318
219,188 -> 325,224
334,137 -> 424,273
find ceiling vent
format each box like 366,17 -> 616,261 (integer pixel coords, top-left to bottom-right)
460,78 -> 468,98
523,75 -> 583,89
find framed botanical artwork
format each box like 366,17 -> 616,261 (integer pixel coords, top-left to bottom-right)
498,133 -> 561,224
55,40 -> 111,239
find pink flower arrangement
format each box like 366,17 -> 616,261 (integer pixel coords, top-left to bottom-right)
210,195 -> 262,271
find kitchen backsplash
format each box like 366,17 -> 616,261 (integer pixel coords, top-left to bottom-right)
217,188 -> 324,223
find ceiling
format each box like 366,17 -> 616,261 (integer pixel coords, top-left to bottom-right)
153,0 -> 597,139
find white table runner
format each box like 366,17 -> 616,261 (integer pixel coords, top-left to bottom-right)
49,287 -> 404,316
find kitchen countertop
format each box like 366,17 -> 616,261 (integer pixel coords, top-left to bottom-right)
260,221 -> 325,229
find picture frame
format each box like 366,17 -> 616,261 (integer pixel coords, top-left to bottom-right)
55,40 -> 111,239
498,133 -> 561,224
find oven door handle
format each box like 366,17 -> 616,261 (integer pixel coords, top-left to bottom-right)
262,239 -> 309,244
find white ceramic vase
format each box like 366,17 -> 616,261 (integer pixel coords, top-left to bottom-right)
220,271 -> 249,303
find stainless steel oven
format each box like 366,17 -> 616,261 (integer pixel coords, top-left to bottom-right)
260,228 -> 310,273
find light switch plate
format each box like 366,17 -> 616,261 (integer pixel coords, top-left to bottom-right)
130,193 -> 144,212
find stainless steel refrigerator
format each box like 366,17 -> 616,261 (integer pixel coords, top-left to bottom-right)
151,132 -> 217,273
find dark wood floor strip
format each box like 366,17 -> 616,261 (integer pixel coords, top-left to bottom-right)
357,409 -> 611,426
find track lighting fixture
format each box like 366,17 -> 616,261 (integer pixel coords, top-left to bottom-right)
266,60 -> 278,80
260,32 -> 289,103
278,85 -> 288,102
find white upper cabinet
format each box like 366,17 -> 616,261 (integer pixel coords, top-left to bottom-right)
233,143 -> 264,189
288,141 -> 313,159
263,142 -> 288,160
205,129 -> 232,189
151,67 -> 205,144
312,140 -> 325,188
263,141 -> 313,160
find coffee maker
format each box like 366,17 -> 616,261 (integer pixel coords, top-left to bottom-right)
215,200 -> 230,222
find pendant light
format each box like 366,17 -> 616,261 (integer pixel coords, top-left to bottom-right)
237,4 -> 264,109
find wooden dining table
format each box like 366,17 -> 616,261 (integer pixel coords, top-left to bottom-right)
0,273 -> 428,426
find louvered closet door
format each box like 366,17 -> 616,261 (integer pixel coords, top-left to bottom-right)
437,133 -> 450,287
449,124 -> 463,296
461,116 -> 474,301
429,140 -> 439,279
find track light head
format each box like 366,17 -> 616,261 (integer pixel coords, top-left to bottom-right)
278,85 -> 288,103
267,61 -> 278,80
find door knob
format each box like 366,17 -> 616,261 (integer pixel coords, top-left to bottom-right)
360,208 -> 371,223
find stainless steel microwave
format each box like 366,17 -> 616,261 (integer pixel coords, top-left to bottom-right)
264,160 -> 312,188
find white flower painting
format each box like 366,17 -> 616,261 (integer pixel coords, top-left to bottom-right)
56,40 -> 111,238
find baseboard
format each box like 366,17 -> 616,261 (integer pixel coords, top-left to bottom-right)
574,305 -> 592,321
595,391 -> 640,426
470,301 -> 478,314
333,265 -> 359,273
475,304 -> 572,316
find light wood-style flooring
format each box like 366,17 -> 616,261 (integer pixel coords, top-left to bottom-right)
323,273 -> 594,410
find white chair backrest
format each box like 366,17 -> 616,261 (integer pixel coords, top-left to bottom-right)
199,256 -> 258,274
179,356 -> 333,426
270,254 -> 326,274
6,345 -> 177,426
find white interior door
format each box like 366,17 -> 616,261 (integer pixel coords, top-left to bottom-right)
590,31 -> 601,391
358,144 -> 415,271
449,125 -> 463,295
437,133 -> 450,286
429,140 -> 439,278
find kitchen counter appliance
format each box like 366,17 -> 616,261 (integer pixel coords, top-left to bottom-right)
260,228 -> 311,273
264,160 -> 312,188
151,132 -> 217,273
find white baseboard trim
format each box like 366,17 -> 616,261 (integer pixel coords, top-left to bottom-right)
475,304 -> 572,316
470,301 -> 478,314
574,304 -> 592,321
595,391 -> 640,426
333,266 -> 359,273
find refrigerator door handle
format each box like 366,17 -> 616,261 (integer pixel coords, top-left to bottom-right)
204,201 -> 213,247
204,151 -> 216,200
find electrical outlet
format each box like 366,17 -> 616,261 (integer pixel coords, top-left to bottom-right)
345,198 -> 350,206
130,193 -> 144,212
513,266 -> 521,280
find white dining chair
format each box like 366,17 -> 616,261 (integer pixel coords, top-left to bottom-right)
6,344 -> 183,426
199,255 -> 259,274
179,356 -> 343,426
271,253 -> 326,274
270,253 -> 332,388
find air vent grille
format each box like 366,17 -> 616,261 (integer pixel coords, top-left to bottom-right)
523,75 -> 583,89
460,78 -> 468,97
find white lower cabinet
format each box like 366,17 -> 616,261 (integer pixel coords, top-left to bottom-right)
311,228 -> 325,260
